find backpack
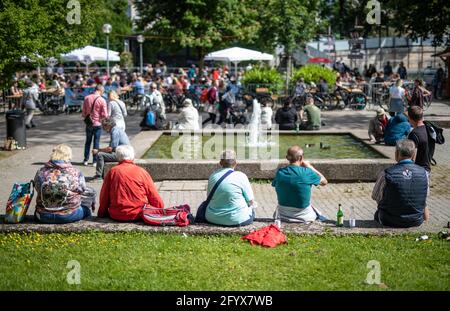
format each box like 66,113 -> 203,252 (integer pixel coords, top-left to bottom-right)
423,121 -> 444,166
424,121 -> 445,145
145,110 -> 156,127
4,180 -> 34,223
142,204 -> 193,227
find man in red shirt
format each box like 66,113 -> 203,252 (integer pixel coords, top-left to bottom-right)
98,145 -> 164,221
81,85 -> 108,166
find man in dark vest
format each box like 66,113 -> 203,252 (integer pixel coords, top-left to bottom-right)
372,139 -> 429,228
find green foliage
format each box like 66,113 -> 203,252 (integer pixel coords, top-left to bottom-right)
242,67 -> 284,93
91,0 -> 132,52
134,0 -> 260,67
292,65 -> 337,86
257,0 -> 322,53
0,232 -> 449,290
0,0 -> 102,85
120,51 -> 133,70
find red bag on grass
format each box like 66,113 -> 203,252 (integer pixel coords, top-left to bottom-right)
242,224 -> 287,248
142,204 -> 193,227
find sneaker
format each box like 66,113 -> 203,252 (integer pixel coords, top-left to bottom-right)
83,161 -> 89,166
92,162 -> 97,168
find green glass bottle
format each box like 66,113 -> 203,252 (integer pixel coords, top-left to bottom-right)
336,204 -> 344,227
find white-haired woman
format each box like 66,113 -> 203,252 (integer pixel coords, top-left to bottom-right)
174,99 -> 200,130
34,144 -> 96,223
108,90 -> 127,131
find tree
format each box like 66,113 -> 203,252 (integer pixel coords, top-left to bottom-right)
91,0 -> 132,52
134,0 -> 260,74
383,0 -> 449,45
0,0 -> 102,84
257,0 -> 322,90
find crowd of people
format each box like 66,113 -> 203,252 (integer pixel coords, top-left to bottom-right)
32,134 -> 431,229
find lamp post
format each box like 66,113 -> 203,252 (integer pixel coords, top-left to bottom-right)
137,35 -> 145,74
102,23 -> 112,77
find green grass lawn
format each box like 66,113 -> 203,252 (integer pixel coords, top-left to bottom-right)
0,232 -> 448,290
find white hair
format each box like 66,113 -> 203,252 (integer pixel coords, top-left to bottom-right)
116,145 -> 135,162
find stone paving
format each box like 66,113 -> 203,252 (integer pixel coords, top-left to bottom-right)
1,101 -> 449,233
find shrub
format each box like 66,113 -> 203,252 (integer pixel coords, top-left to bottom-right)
120,52 -> 133,70
242,67 -> 284,94
291,65 -> 337,86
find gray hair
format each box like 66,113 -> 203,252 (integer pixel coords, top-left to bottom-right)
286,145 -> 304,163
396,139 -> 416,158
101,117 -> 116,128
95,84 -> 104,92
220,150 -> 237,168
116,145 -> 135,162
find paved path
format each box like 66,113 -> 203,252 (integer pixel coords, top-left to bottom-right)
0,101 -> 449,232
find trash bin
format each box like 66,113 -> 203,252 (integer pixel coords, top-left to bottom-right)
6,110 -> 26,149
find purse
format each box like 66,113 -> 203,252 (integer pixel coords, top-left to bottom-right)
4,180 -> 35,223
194,170 -> 234,223
84,96 -> 101,127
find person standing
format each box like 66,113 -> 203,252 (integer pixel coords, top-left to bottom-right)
407,79 -> 431,109
407,106 -> 433,173
397,62 -> 407,80
81,85 -> 108,166
433,64 -> 444,99
383,61 -> 393,78
202,81 -> 218,126
107,90 -> 127,131
22,80 -> 39,129
388,79 -> 406,116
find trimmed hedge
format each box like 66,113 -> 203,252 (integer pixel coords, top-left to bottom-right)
242,67 -> 284,93
291,65 -> 337,86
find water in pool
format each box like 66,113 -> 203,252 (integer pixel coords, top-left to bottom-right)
142,133 -> 384,160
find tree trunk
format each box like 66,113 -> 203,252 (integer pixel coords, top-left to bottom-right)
285,52 -> 292,95
197,47 -> 205,78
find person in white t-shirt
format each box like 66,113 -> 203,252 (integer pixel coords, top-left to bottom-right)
389,79 -> 406,116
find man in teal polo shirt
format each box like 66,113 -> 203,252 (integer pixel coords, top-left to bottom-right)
205,150 -> 256,226
272,145 -> 328,222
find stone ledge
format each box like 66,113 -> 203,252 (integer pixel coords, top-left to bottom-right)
0,217 -> 442,236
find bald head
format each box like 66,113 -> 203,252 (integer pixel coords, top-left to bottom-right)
286,145 -> 304,164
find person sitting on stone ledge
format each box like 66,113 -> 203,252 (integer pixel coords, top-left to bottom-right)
275,99 -> 298,131
173,98 -> 200,130
98,145 -> 164,221
196,150 -> 257,226
34,144 -> 96,224
90,118 -> 130,181
272,145 -> 328,223
298,96 -> 321,130
372,139 -> 429,228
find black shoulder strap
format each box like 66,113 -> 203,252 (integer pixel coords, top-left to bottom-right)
204,170 -> 234,207
90,96 -> 101,113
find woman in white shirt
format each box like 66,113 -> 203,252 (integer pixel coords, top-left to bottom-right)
388,79 -> 406,116
108,91 -> 127,131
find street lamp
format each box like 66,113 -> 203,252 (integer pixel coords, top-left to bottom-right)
102,23 -> 112,77
137,35 -> 145,74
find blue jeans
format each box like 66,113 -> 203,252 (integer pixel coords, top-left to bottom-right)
84,126 -> 102,163
35,206 -> 92,224
196,204 -> 255,227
